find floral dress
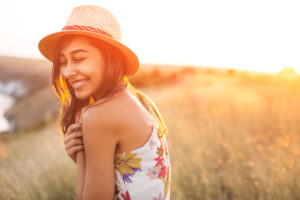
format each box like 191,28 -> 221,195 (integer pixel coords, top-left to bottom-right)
114,114 -> 171,200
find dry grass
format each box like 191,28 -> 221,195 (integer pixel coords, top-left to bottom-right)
148,70 -> 300,200
0,122 -> 77,199
1,65 -> 300,199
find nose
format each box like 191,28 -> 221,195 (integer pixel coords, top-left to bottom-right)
61,62 -> 77,79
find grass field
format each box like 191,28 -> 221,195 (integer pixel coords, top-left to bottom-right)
0,64 -> 300,200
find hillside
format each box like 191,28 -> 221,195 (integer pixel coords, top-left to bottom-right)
1,56 -> 300,199
0,56 -> 197,132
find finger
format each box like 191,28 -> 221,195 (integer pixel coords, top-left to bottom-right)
67,145 -> 84,155
64,130 -> 82,144
67,145 -> 85,157
64,131 -> 82,145
65,138 -> 84,150
65,123 -> 82,137
65,141 -> 84,152
67,123 -> 82,136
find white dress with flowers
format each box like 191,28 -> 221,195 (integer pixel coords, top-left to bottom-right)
114,114 -> 171,200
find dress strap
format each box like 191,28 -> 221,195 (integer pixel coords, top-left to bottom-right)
150,113 -> 158,128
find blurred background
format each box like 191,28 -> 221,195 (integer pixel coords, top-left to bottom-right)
0,0 -> 300,199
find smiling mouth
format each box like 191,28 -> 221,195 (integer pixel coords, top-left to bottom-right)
71,79 -> 88,90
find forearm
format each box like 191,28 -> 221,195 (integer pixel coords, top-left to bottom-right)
75,151 -> 86,200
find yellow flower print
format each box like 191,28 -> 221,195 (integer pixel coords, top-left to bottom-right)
114,152 -> 143,183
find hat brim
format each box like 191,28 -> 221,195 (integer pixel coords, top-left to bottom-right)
38,30 -> 139,76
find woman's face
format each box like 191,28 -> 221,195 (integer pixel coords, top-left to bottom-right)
59,36 -> 106,100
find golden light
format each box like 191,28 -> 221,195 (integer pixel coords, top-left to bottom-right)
0,0 -> 299,74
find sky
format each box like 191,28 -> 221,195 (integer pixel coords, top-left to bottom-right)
0,0 -> 299,73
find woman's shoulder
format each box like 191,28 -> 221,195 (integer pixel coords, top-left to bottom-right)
81,90 -> 142,133
81,90 -> 156,153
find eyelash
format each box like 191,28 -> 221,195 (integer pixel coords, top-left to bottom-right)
74,58 -> 85,62
60,58 -> 85,67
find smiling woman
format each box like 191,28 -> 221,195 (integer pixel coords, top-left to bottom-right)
38,5 -> 171,200
57,36 -> 108,100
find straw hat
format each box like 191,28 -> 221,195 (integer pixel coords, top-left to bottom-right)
38,5 -> 139,76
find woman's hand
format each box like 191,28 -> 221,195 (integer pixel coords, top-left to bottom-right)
64,123 -> 85,163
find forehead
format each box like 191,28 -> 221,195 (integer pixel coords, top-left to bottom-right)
59,36 -> 94,56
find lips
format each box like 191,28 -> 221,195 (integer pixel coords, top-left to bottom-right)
70,79 -> 88,90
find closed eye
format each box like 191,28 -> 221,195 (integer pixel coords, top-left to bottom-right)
74,58 -> 85,62
59,57 -> 85,67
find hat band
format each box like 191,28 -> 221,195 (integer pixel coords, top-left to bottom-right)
62,25 -> 113,39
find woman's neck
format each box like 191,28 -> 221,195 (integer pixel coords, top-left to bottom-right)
93,82 -> 128,102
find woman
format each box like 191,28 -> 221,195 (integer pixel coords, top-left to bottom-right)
38,5 -> 171,200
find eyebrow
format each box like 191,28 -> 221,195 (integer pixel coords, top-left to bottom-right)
59,49 -> 88,56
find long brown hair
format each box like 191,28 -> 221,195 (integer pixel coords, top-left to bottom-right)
52,34 -> 168,138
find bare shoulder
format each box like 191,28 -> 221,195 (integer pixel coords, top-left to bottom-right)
81,90 -> 156,153
81,90 -> 142,135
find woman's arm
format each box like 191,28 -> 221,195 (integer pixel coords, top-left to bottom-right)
74,109 -> 87,200
62,120 -> 86,200
75,151 -> 86,200
80,105 -> 121,200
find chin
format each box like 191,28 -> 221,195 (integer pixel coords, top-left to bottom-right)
74,91 -> 92,101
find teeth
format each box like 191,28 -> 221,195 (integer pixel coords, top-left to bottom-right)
72,80 -> 87,89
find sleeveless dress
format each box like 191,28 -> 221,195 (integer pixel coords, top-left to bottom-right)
114,114 -> 171,200
77,102 -> 171,200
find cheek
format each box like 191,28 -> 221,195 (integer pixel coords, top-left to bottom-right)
88,65 -> 104,85
81,59 -> 105,81
78,62 -> 97,76
94,68 -> 104,83
93,61 -> 105,80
